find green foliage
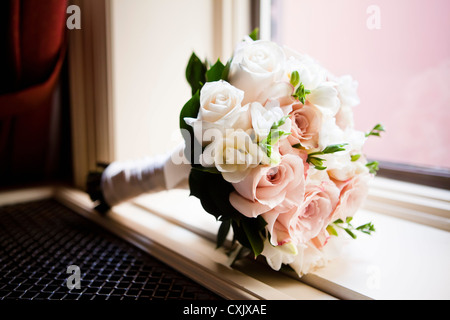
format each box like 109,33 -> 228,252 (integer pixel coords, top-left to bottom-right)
306,143 -> 348,170
258,116 -> 291,161
365,123 -> 385,138
290,70 -> 300,87
205,59 -> 226,82
186,52 -> 207,95
179,91 -> 201,164
188,169 -> 268,257
366,161 -> 380,174
249,28 -> 259,41
290,71 -> 311,104
329,217 -> 376,239
217,219 -> 231,249
189,169 -> 241,221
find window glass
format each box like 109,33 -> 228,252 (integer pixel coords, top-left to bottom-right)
271,0 -> 450,170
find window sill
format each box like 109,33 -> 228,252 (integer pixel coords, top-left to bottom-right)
2,177 -> 448,300
127,177 -> 450,300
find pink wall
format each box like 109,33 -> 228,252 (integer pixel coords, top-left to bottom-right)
278,0 -> 450,169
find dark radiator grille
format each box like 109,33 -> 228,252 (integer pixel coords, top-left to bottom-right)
0,199 -> 221,301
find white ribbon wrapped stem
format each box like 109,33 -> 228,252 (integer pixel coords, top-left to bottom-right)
101,143 -> 190,207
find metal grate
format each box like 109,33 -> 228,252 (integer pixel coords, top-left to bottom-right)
0,199 -> 222,301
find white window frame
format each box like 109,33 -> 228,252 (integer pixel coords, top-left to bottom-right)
64,0 -> 450,300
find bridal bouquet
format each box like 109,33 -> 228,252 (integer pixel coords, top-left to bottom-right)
180,30 -> 383,276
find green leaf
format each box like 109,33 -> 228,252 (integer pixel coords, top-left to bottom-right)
351,154 -> 361,162
366,161 -> 379,174
221,58 -> 232,81
326,225 -> 338,237
331,218 -> 376,239
189,169 -> 243,223
308,156 -> 324,167
321,143 -> 348,154
307,143 -> 348,170
356,222 -> 376,235
258,116 -> 291,160
270,115 -> 290,130
365,123 -> 385,138
290,71 -> 300,87
249,28 -> 259,41
292,82 -> 311,104
269,130 -> 290,146
292,143 -> 303,149
241,217 -> 266,257
205,59 -> 225,82
344,228 -> 357,239
217,219 -> 231,249
308,143 -> 348,157
307,156 -> 327,170
191,166 -> 220,174
179,91 -> 201,164
186,52 -> 207,95
179,92 -> 200,131
259,143 -> 273,158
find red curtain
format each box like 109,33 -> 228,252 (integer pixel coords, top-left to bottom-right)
0,0 -> 68,185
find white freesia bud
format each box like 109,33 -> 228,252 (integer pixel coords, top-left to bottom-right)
322,128 -> 369,181
283,47 -> 340,116
289,242 -> 326,276
250,101 -> 291,141
307,82 -> 340,116
325,154 -> 369,181
229,40 -> 285,104
261,239 -> 297,271
318,117 -> 345,151
284,49 -> 327,91
201,129 -> 266,183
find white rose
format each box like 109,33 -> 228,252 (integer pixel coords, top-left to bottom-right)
198,80 -> 244,122
229,40 -> 285,104
200,129 -> 266,183
184,80 -> 251,145
335,75 -> 360,108
250,101 -> 291,141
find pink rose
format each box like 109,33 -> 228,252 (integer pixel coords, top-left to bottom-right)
278,138 -> 308,167
229,154 -> 306,244
274,180 -> 340,246
287,103 -> 322,149
332,173 -> 372,222
310,230 -> 330,250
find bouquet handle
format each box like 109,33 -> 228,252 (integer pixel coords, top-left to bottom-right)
87,143 -> 190,212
